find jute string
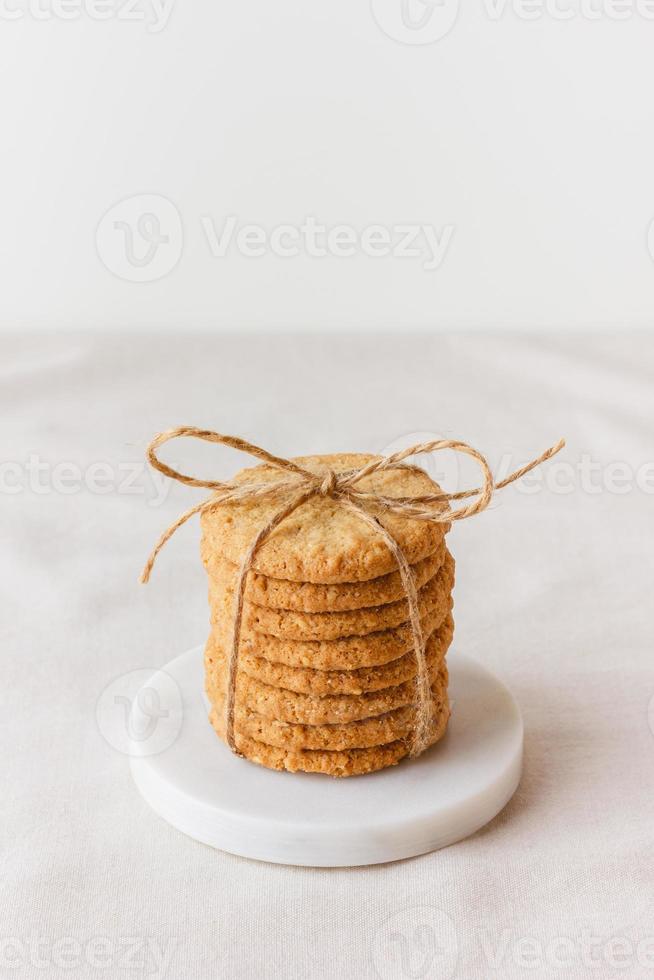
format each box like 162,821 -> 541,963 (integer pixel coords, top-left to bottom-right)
140,428 -> 565,758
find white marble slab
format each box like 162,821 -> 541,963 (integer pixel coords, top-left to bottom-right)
130,647 -> 523,867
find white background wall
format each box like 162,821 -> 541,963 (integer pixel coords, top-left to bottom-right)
1,0 -> 654,331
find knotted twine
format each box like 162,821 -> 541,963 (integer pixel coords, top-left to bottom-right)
140,428 -> 565,758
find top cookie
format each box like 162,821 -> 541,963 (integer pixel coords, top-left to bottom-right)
200,453 -> 448,584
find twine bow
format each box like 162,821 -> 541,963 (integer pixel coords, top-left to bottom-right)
140,427 -> 565,758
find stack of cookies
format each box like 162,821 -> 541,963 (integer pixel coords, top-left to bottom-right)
201,454 -> 455,777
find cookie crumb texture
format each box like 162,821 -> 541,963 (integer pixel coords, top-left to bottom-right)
201,453 -> 449,583
202,453 -> 455,776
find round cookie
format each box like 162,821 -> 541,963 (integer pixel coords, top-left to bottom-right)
202,541 -> 446,613
209,674 -> 449,751
200,453 -> 449,584
210,598 -> 454,671
206,655 -> 449,726
208,697 -> 451,777
205,613 -> 454,696
208,550 -> 454,642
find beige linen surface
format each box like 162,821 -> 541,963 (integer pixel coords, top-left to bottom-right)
2,331 -> 653,980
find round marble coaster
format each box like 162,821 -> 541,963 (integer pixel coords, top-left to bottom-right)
129,647 -> 523,867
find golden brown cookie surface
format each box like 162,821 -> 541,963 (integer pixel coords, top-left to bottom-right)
208,697 -> 451,776
209,674 -> 448,751
210,596 -> 454,671
203,541 -> 445,613
205,613 -> 454,696
206,657 -> 449,726
209,550 -> 454,641
200,454 -> 448,584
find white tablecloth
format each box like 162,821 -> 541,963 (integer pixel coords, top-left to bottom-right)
2,331 -> 653,980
